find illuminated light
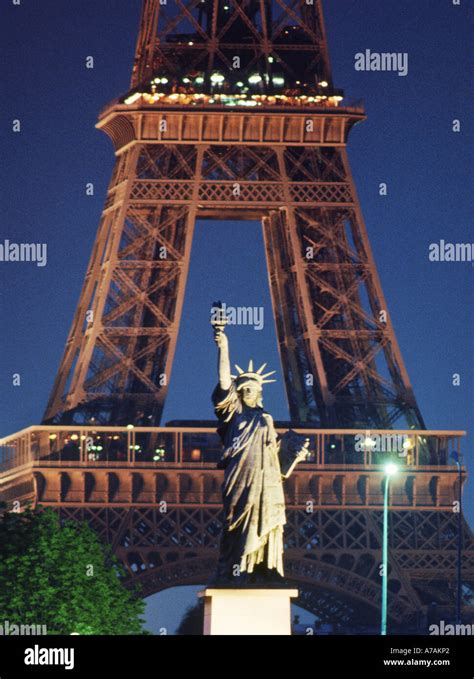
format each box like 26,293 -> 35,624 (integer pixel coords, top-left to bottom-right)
153,447 -> 165,461
153,78 -> 160,84
195,76 -> 204,84
134,445 -> 141,451
80,435 -> 86,441
210,72 -> 225,84
96,446 -> 103,452
384,463 -> 398,476
183,77 -> 191,83
319,80 -> 329,87
272,76 -> 284,86
330,443 -> 336,449
295,80 -> 301,84
124,92 -> 142,105
403,438 -> 413,449
268,56 -> 274,63
49,434 -> 57,440
113,435 -> 120,440
236,81 -> 244,87
191,448 -> 202,461
126,424 -> 134,430
248,74 -> 262,84
364,436 -> 376,449
223,4 -> 229,9
70,434 -> 79,441
188,41 -> 194,46
334,95 -> 343,101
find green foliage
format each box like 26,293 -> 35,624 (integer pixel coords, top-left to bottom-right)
0,508 -> 147,635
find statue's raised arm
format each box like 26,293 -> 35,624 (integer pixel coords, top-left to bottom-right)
210,302 -> 231,390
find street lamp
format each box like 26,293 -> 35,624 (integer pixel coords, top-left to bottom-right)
450,450 -> 464,625
381,463 -> 398,635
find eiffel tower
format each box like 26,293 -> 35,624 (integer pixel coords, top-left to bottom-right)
2,0 -> 473,632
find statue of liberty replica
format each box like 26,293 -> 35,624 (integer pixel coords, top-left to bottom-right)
210,304 -> 309,585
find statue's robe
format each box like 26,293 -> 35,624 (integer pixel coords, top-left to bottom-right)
212,382 -> 286,577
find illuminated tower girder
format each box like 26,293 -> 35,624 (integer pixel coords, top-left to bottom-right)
43,0 -> 424,430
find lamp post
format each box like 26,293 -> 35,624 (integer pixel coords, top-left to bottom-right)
450,450 -> 463,625
381,463 -> 398,636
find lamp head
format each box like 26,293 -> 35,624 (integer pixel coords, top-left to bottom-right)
384,463 -> 398,476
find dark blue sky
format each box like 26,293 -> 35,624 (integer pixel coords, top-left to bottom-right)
0,0 -> 472,630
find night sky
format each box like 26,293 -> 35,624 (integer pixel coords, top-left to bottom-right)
1,1 -> 472,633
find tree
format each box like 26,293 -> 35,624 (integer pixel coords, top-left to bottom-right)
0,508 -> 147,634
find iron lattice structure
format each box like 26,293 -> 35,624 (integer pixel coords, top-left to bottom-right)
131,0 -> 333,90
56,505 -> 472,628
14,0 -> 468,629
43,0 -> 423,430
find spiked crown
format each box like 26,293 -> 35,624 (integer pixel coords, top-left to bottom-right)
231,360 -> 276,389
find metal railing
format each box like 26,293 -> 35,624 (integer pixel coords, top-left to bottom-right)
0,424 -> 465,474
100,94 -> 365,116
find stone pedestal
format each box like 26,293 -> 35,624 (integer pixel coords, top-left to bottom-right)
198,588 -> 298,635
